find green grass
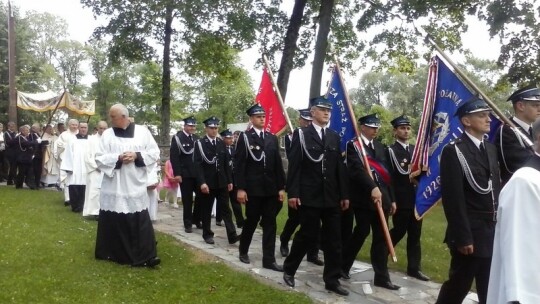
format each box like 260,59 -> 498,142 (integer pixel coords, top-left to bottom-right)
0,186 -> 310,304
275,202 -> 450,283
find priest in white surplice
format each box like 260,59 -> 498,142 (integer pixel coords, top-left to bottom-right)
83,121 -> 108,218
488,120 -> 540,304
41,125 -> 60,186
61,123 -> 89,213
54,119 -> 79,205
95,104 -> 160,267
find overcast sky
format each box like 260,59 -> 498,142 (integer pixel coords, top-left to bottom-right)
13,0 -> 502,110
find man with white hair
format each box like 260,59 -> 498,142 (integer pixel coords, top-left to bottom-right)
95,104 -> 160,267
83,121 -> 108,218
55,119 -> 79,205
61,123 -> 90,213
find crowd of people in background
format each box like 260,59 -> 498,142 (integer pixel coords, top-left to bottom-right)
2,84 -> 539,303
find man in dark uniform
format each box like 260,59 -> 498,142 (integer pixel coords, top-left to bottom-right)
280,108 -> 323,266
283,96 -> 350,296
4,121 -> 18,185
29,123 -> 48,189
235,104 -> 286,272
495,85 -> 540,184
436,99 -> 501,304
170,116 -> 201,233
387,115 -> 429,281
193,117 -> 239,245
341,113 -> 399,290
15,125 -> 38,189
221,128 -> 245,228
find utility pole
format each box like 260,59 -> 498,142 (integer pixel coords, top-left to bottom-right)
8,0 -> 17,123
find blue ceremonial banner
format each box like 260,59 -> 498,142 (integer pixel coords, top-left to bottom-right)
327,67 -> 356,152
414,56 -> 475,218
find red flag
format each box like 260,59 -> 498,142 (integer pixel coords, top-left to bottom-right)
255,68 -> 287,135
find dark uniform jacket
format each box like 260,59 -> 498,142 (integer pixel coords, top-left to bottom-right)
15,134 -> 36,164
387,142 -> 415,209
193,136 -> 232,190
234,128 -> 285,197
286,124 -> 348,208
30,132 -> 48,160
4,130 -> 18,157
170,131 -> 199,178
440,134 -> 501,258
495,117 -> 534,183
346,138 -> 394,211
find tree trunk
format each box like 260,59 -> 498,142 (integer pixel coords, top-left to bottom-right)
276,0 -> 308,101
309,0 -> 334,99
160,5 -> 173,145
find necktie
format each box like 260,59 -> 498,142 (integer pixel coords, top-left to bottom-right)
480,142 -> 487,159
212,139 -> 216,146
368,141 -> 374,150
405,145 -> 409,153
529,127 -> 533,138
321,128 -> 326,144
189,135 -> 193,142
260,132 -> 264,140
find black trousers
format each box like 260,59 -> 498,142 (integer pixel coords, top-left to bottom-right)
180,177 -> 201,228
33,157 -> 43,187
15,162 -> 34,188
229,188 -> 245,227
283,205 -> 342,287
239,195 -> 280,264
342,207 -> 391,282
69,184 -> 86,212
436,251 -> 491,304
340,207 -> 354,249
0,150 -> 7,181
6,151 -> 17,183
199,187 -> 237,242
390,208 -> 423,272
280,205 -> 319,257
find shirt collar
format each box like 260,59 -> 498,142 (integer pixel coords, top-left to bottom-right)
465,131 -> 483,149
396,139 -> 408,150
512,116 -> 532,132
206,135 -> 216,141
252,126 -> 264,137
183,130 -> 191,138
360,134 -> 372,146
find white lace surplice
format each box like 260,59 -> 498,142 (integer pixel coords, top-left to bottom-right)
96,125 -> 159,214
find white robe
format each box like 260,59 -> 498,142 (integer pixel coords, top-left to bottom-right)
83,134 -> 104,216
487,167 -> 540,304
147,160 -> 160,221
96,125 -> 160,214
41,133 -> 60,184
55,130 -> 77,201
61,136 -> 89,185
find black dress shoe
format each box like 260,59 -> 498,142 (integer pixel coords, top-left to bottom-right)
374,280 -> 400,290
195,222 -> 203,229
307,255 -> 324,266
263,262 -> 283,272
283,273 -> 295,287
228,234 -> 240,244
64,201 -> 70,206
339,270 -> 350,280
280,242 -> 289,257
204,237 -> 215,244
146,257 -> 161,267
216,221 -> 223,226
185,227 -> 193,233
325,284 -> 349,296
239,253 -> 250,264
407,270 -> 430,281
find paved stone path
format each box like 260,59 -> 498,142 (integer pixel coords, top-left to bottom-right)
153,202 -> 479,304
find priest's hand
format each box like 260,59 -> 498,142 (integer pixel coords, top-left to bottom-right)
174,176 -> 182,183
237,189 -> 248,204
288,198 -> 301,209
457,245 -> 474,255
340,199 -> 350,211
278,190 -> 285,202
200,183 -> 209,194
120,151 -> 137,164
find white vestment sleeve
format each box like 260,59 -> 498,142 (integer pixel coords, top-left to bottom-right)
95,131 -> 120,178
488,167 -> 540,304
138,127 -> 160,167
61,141 -> 74,172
